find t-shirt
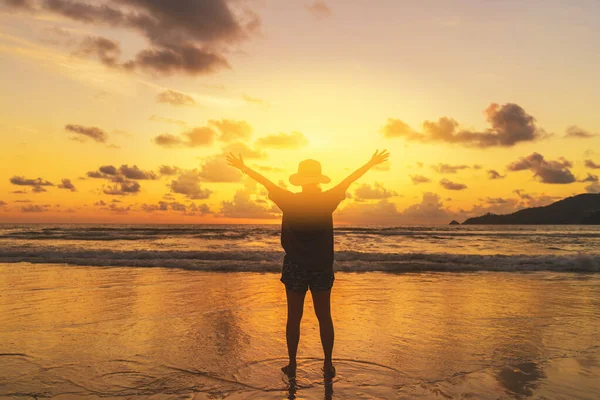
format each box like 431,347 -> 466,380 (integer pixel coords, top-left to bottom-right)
268,186 -> 346,271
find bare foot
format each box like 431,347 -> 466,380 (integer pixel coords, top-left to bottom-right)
323,362 -> 336,379
281,364 -> 297,378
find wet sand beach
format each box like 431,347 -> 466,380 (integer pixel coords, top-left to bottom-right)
1,263 -> 599,399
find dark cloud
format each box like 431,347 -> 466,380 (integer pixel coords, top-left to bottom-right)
565,126 -> 597,138
153,126 -> 216,148
579,173 -> 599,183
306,0 -> 332,18
381,103 -> 545,148
354,182 -> 398,200
2,0 -> 33,9
103,180 -> 141,196
156,89 -> 197,107
487,169 -> 505,179
10,176 -> 53,187
119,165 -> 157,180
168,170 -> 212,200
0,200 -> 7,206
586,182 -> 600,193
440,178 -> 467,190
410,175 -> 431,184
585,159 -> 600,169
100,165 -> 118,175
255,131 -> 309,149
513,189 -> 561,208
431,163 -> 470,174
75,36 -> 120,66
65,124 -> 108,143
159,165 -> 180,176
211,119 -> 252,142
5,0 -> 260,76
107,203 -> 131,214
507,153 -> 575,184
21,204 -> 50,213
10,176 -> 53,193
58,178 -> 77,191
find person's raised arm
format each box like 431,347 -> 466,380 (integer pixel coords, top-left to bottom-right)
332,149 -> 390,192
226,153 -> 280,191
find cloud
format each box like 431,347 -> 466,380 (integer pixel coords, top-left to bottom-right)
21,204 -> 50,213
86,165 -> 149,195
585,159 -> 600,169
487,169 -> 505,179
75,36 -> 120,67
103,180 -> 141,196
199,156 -> 243,182
513,189 -> 561,208
10,176 -> 53,193
119,165 -> 157,180
87,164 -> 155,180
255,131 -> 309,149
153,126 -> 216,148
221,142 -> 266,159
586,183 -> 600,193
579,173 -> 599,183
507,153 -> 575,184
381,103 -> 545,148
440,178 -> 467,190
210,119 -> 252,142
565,126 -> 597,138
159,165 -> 180,176
306,0 -> 332,18
156,89 -> 197,107
7,0 -> 260,76
220,189 -> 278,219
0,200 -> 7,206
431,163 -> 470,174
242,94 -> 269,107
65,124 -> 108,143
58,178 -> 76,191
169,170 -> 212,200
354,182 -> 398,200
10,176 -> 53,187
410,175 -> 431,184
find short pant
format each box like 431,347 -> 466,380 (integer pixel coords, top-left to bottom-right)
281,256 -> 335,292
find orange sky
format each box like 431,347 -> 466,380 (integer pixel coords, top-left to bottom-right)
0,0 -> 599,224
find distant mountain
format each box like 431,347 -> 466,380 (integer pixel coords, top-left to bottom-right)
462,193 -> 600,225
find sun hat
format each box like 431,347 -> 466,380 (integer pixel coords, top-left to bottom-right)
289,159 -> 331,186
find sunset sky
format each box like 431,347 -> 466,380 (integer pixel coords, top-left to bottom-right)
0,0 -> 599,224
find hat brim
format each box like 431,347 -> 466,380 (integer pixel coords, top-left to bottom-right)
289,173 -> 331,186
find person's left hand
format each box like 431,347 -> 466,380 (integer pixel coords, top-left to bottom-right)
368,149 -> 390,166
226,153 -> 246,170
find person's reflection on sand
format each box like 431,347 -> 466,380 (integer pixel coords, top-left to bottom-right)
285,375 -> 334,400
497,361 -> 545,396
286,377 -> 297,400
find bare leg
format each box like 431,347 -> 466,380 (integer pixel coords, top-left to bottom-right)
311,289 -> 335,377
283,289 -> 306,377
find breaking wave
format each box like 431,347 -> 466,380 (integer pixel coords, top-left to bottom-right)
1,248 -> 598,272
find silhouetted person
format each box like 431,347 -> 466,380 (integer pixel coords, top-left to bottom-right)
227,150 -> 390,379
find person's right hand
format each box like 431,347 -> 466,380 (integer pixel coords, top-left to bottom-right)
368,149 -> 390,166
226,153 -> 245,170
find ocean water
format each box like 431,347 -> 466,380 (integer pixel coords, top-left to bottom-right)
0,224 -> 599,272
